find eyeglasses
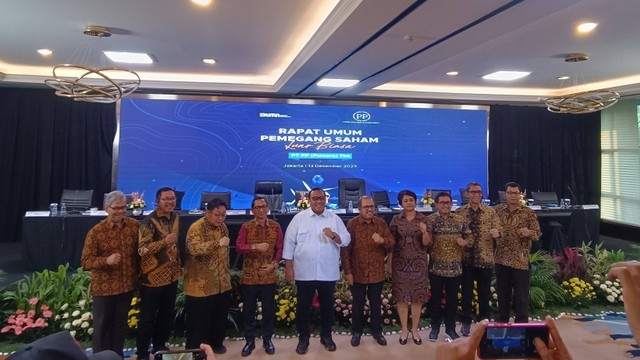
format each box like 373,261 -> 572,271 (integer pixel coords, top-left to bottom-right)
467,190 -> 483,194
159,197 -> 176,202
310,196 -> 325,202
253,205 -> 268,210
506,191 -> 521,196
438,201 -> 452,205
109,205 -> 127,211
209,211 -> 226,218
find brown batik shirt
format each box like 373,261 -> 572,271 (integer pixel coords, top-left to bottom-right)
494,203 -> 541,270
236,218 -> 284,285
184,217 -> 231,297
426,212 -> 470,277
456,204 -> 502,269
342,215 -> 395,284
138,210 -> 183,287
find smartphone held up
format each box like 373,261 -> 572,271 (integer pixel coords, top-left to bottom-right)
477,322 -> 549,359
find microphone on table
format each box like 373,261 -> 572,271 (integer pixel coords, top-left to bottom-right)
566,186 -> 580,209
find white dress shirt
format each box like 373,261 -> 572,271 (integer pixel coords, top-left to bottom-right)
282,208 -> 351,281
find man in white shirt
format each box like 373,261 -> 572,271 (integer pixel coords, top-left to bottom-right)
283,188 -> 351,354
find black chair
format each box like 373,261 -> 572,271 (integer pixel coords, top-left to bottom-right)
460,188 -> 469,205
174,190 -> 185,210
532,191 -> 559,206
102,192 -> 133,208
370,191 -> 390,208
498,190 -> 507,204
254,180 -> 283,211
61,189 -> 94,211
338,178 -> 366,208
200,191 -> 231,210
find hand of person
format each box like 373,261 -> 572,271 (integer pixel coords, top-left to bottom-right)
519,228 -> 530,237
490,228 -> 500,238
164,233 -> 177,246
258,262 -> 276,276
372,232 -> 384,244
106,253 -> 121,265
323,227 -> 334,238
608,261 -> 640,344
345,274 -> 354,286
255,242 -> 269,252
456,237 -> 468,247
533,315 -> 573,360
200,343 -> 215,360
419,222 -> 428,233
285,266 -> 294,281
219,236 -> 230,247
435,320 -> 487,360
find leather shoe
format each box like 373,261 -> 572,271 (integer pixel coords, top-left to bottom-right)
263,339 -> 275,355
373,333 -> 387,346
445,329 -> 460,341
460,323 -> 471,337
295,338 -> 309,355
241,341 -> 255,357
320,336 -> 337,352
399,334 -> 408,345
350,332 -> 361,347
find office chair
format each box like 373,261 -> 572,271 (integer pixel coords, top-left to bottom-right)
370,191 -> 391,208
498,191 -> 507,204
459,188 -> 469,205
61,189 -> 94,211
532,191 -> 559,206
338,178 -> 366,208
174,190 -> 185,210
429,189 -> 451,202
254,180 -> 283,211
200,191 -> 232,210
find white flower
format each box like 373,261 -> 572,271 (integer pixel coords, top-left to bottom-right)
612,292 -> 618,298
605,280 -> 613,286
88,328 -> 94,335
81,312 -> 91,321
620,295 -> 624,301
493,293 -> 498,300
72,319 -> 82,327
606,288 -> 613,293
70,330 -> 76,337
81,322 -> 89,328
64,322 -> 71,329
600,284 -> 607,290
593,274 -> 601,279
55,315 -> 61,321
63,312 -> 69,319
593,280 -> 600,285
615,289 -> 621,294
72,310 -> 80,317
79,300 -> 87,308
614,281 -> 620,287
256,314 -> 263,321
607,295 -> 615,303
60,303 -> 69,311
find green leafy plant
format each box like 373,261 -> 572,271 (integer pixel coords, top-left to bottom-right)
579,242 -> 626,279
529,250 -> 565,309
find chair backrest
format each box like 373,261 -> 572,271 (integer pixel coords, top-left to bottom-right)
498,190 -> 507,203
430,189 -> 451,202
174,190 -> 185,210
61,189 -> 94,211
459,188 -> 469,205
338,178 -> 366,208
200,191 -> 232,210
532,191 -> 559,206
370,191 -> 390,208
254,180 -> 283,211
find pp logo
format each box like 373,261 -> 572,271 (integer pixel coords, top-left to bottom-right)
352,111 -> 371,122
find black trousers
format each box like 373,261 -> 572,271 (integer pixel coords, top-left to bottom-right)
185,290 -> 231,349
461,266 -> 493,324
295,280 -> 335,338
136,282 -> 178,356
92,291 -> 133,357
495,264 -> 530,323
351,281 -> 384,335
429,273 -> 461,331
241,284 -> 276,341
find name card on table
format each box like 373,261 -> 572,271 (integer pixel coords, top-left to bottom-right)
581,204 -> 599,210
25,211 -> 51,217
528,205 -> 542,210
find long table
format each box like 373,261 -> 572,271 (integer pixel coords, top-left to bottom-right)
22,207 -> 599,271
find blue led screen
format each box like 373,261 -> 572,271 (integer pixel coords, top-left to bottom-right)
117,98 -> 488,209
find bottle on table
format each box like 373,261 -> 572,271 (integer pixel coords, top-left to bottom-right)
60,203 -> 67,216
347,200 -> 353,213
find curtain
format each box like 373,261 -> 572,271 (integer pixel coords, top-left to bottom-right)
488,105 -> 601,205
0,87 -> 116,243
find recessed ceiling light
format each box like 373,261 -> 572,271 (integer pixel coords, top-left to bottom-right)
446,71 -> 459,76
482,71 -> 530,81
577,22 -> 598,33
192,0 -> 212,6
317,78 -> 359,88
103,51 -> 153,64
37,49 -> 53,56
202,58 -> 217,64
557,76 -> 570,80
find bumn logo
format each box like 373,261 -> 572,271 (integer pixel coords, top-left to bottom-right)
352,111 -> 371,122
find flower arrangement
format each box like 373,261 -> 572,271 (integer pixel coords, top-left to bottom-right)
296,195 -> 310,210
58,299 -> 93,339
519,189 -> 528,206
421,190 -> 434,206
275,281 -> 297,327
561,277 -> 596,308
592,274 -> 623,303
1,297 -> 53,339
128,192 -> 146,209
128,296 -> 141,330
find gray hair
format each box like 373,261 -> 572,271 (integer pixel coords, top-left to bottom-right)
105,191 -> 126,207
